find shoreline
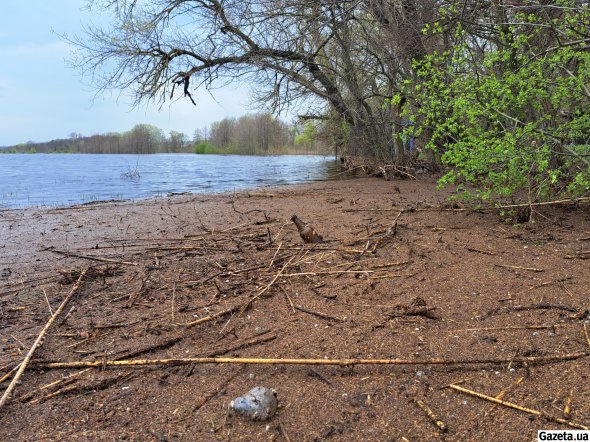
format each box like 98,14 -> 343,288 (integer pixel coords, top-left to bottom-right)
0,153 -> 337,211
1,176 -> 589,440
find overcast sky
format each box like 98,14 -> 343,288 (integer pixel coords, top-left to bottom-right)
0,0 -> 250,146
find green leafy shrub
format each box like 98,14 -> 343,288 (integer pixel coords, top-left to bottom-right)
402,10 -> 590,204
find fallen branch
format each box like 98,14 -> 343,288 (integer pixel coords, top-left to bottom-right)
45,249 -> 138,267
31,351 -> 590,370
498,196 -> 590,210
564,388 -> 573,419
295,305 -> 347,322
34,371 -> 136,403
494,264 -> 544,273
0,268 -> 88,411
184,305 -> 242,328
448,384 -> 588,430
486,303 -> 580,317
451,325 -> 556,333
282,269 -> 374,277
388,306 -> 438,320
236,254 -> 297,316
192,369 -> 242,412
0,364 -> 21,384
343,208 -> 399,213
466,247 -> 496,256
412,397 -> 448,433
17,368 -> 92,402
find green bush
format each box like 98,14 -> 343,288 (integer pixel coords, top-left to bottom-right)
401,12 -> 590,204
194,141 -> 221,154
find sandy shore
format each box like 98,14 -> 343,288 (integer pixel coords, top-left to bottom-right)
1,177 -> 589,441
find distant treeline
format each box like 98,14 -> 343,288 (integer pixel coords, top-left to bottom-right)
1,114 -> 327,155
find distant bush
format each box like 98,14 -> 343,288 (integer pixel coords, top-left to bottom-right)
194,141 -> 222,154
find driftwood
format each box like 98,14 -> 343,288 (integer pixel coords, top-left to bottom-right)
498,196 -> 590,210
494,264 -> 544,273
388,306 -> 438,320
412,397 -> 448,433
448,384 -> 588,430
45,248 -> 138,266
486,302 -> 580,318
0,268 -> 87,411
31,351 -> 590,370
184,305 -> 242,328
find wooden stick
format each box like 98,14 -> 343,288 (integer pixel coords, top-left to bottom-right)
494,264 -> 544,273
412,397 -> 448,433
268,241 -> 283,268
371,260 -> 410,269
583,324 -> 590,349
17,368 -> 92,402
451,325 -> 556,333
42,288 -> 54,317
282,269 -> 374,277
466,247 -> 496,256
192,369 -> 242,411
31,384 -> 80,403
564,388 -> 573,419
0,268 -> 87,411
238,254 -> 296,315
0,364 -> 21,384
486,303 -> 579,318
280,286 -> 296,313
448,384 -> 588,430
343,208 -> 399,212
295,305 -> 347,322
494,376 -> 525,402
46,249 -> 138,266
184,305 -> 242,327
32,350 -> 590,370
499,196 -> 590,209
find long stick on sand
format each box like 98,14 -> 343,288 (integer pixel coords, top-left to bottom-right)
33,351 -> 589,370
0,268 -> 87,411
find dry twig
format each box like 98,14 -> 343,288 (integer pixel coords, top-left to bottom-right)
46,249 -> 138,266
295,305 -> 346,322
448,384 -> 588,430
32,350 -> 590,370
412,397 -> 448,433
494,264 -> 544,273
0,268 -> 87,411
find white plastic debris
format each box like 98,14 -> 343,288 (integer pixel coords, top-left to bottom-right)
230,386 -> 278,421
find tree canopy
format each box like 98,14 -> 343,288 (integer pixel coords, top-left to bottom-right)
70,0 -> 590,203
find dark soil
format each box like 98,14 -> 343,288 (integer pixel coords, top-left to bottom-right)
1,177 -> 589,441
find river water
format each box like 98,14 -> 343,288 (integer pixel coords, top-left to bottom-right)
0,154 -> 338,209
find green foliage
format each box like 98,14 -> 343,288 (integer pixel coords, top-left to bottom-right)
294,122 -> 318,146
194,141 -> 222,154
404,7 -> 590,203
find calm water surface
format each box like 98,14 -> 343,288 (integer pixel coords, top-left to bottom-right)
0,154 -> 337,209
